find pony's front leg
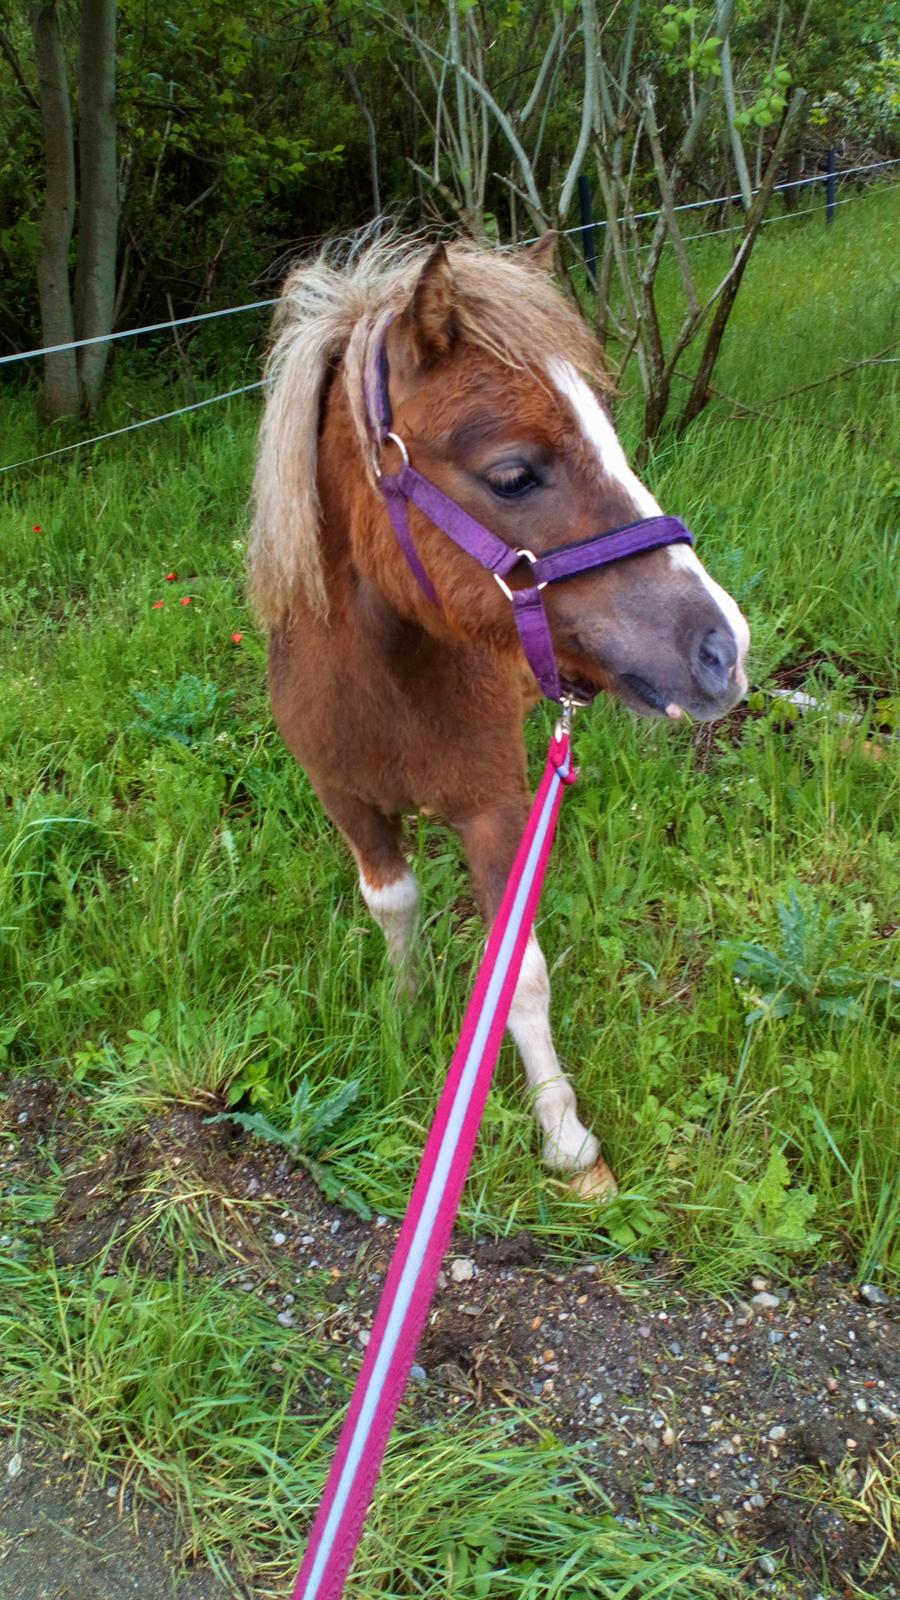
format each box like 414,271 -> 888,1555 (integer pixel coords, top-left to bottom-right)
316,786 -> 419,986
509,933 -> 604,1176
454,805 -> 616,1194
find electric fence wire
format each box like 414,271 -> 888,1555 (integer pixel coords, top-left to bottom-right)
1,163 -> 897,478
2,158 -> 897,372
0,382 -> 265,476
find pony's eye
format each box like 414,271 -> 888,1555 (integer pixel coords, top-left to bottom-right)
484,466 -> 539,499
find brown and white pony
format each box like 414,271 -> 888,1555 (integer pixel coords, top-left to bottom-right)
249,233 -> 749,1199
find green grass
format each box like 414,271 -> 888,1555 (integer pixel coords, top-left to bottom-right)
1,184 -> 898,1589
0,1242 -> 765,1596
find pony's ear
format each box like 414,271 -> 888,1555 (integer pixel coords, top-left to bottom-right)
522,231 -> 557,274
404,243 -> 457,363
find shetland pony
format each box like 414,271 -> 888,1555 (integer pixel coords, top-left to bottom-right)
249,234 -> 749,1198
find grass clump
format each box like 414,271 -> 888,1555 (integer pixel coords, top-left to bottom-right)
1,1246 -> 756,1596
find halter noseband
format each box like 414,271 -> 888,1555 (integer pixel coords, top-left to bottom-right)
367,327 -> 694,704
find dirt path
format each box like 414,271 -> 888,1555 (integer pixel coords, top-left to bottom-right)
3,1086 -> 898,1595
0,1441 -> 224,1600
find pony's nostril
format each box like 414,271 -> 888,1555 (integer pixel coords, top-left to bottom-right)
695,627 -> 737,688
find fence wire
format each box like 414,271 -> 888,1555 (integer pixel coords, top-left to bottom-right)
0,382 -> 265,477
538,156 -> 899,249
0,301 -> 275,370
2,158 -> 897,373
1,166 -> 897,478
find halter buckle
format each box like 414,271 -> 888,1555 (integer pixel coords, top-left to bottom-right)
493,549 -> 547,602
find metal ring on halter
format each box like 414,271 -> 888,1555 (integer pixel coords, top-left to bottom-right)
493,549 -> 548,602
386,431 -> 409,466
373,431 -> 410,478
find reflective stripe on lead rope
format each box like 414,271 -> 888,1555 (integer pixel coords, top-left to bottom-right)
292,727 -> 576,1600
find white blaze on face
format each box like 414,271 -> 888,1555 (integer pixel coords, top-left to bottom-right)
548,357 -> 750,684
548,357 -> 662,518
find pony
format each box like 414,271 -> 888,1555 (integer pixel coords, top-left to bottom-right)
248,232 -> 749,1200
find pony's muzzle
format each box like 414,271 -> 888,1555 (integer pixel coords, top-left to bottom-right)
692,625 -> 739,698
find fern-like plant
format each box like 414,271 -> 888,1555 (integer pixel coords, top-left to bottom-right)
723,887 -> 898,1025
129,673 -> 234,747
207,1077 -> 370,1219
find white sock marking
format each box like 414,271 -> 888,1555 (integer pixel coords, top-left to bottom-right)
358,867 -> 419,969
507,935 -> 599,1172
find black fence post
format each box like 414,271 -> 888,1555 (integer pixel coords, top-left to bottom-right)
577,174 -> 597,288
825,147 -> 836,224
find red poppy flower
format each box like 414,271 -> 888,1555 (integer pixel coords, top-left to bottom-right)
165,571 -> 177,582
32,524 -> 42,533
231,632 -> 243,644
152,600 -> 165,609
180,596 -> 192,606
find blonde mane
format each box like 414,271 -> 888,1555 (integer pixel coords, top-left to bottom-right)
248,230 -> 607,629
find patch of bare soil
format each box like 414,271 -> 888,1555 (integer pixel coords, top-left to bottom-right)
3,1081 -> 898,1596
0,1439 -> 226,1600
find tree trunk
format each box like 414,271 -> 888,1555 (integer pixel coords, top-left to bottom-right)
74,0 -> 117,411
29,2 -> 81,421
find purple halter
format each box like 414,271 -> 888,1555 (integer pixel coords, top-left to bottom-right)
367,328 -> 694,704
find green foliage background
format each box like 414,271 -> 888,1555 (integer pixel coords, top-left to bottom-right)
1,0 -> 898,361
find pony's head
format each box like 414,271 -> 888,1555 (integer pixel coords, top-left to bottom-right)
252,235 -> 749,721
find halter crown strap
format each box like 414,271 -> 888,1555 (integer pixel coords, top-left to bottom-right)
366,327 -> 693,704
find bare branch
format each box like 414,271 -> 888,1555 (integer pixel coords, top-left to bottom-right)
0,24 -> 39,110
466,9 -> 489,219
344,57 -> 381,215
493,171 -> 549,234
453,58 -> 543,213
518,17 -> 562,128
407,159 -> 473,231
433,59 -> 446,184
717,0 -> 752,208
448,0 -> 474,216
764,337 -> 900,404
533,24 -> 570,168
593,148 -> 648,392
637,78 -> 717,289
558,0 -> 597,221
639,77 -> 698,318
677,88 -> 809,432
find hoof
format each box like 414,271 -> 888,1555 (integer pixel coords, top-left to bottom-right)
566,1160 -> 618,1204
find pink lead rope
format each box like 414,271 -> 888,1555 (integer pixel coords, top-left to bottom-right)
292,726 -> 577,1600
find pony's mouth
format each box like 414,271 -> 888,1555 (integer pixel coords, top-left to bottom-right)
618,673 -> 684,720
555,660 -> 684,720
557,637 -> 693,721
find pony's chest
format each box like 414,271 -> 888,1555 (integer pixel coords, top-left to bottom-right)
269,622 -> 529,818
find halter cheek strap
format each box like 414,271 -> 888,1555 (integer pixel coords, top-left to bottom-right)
369,328 -> 693,704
